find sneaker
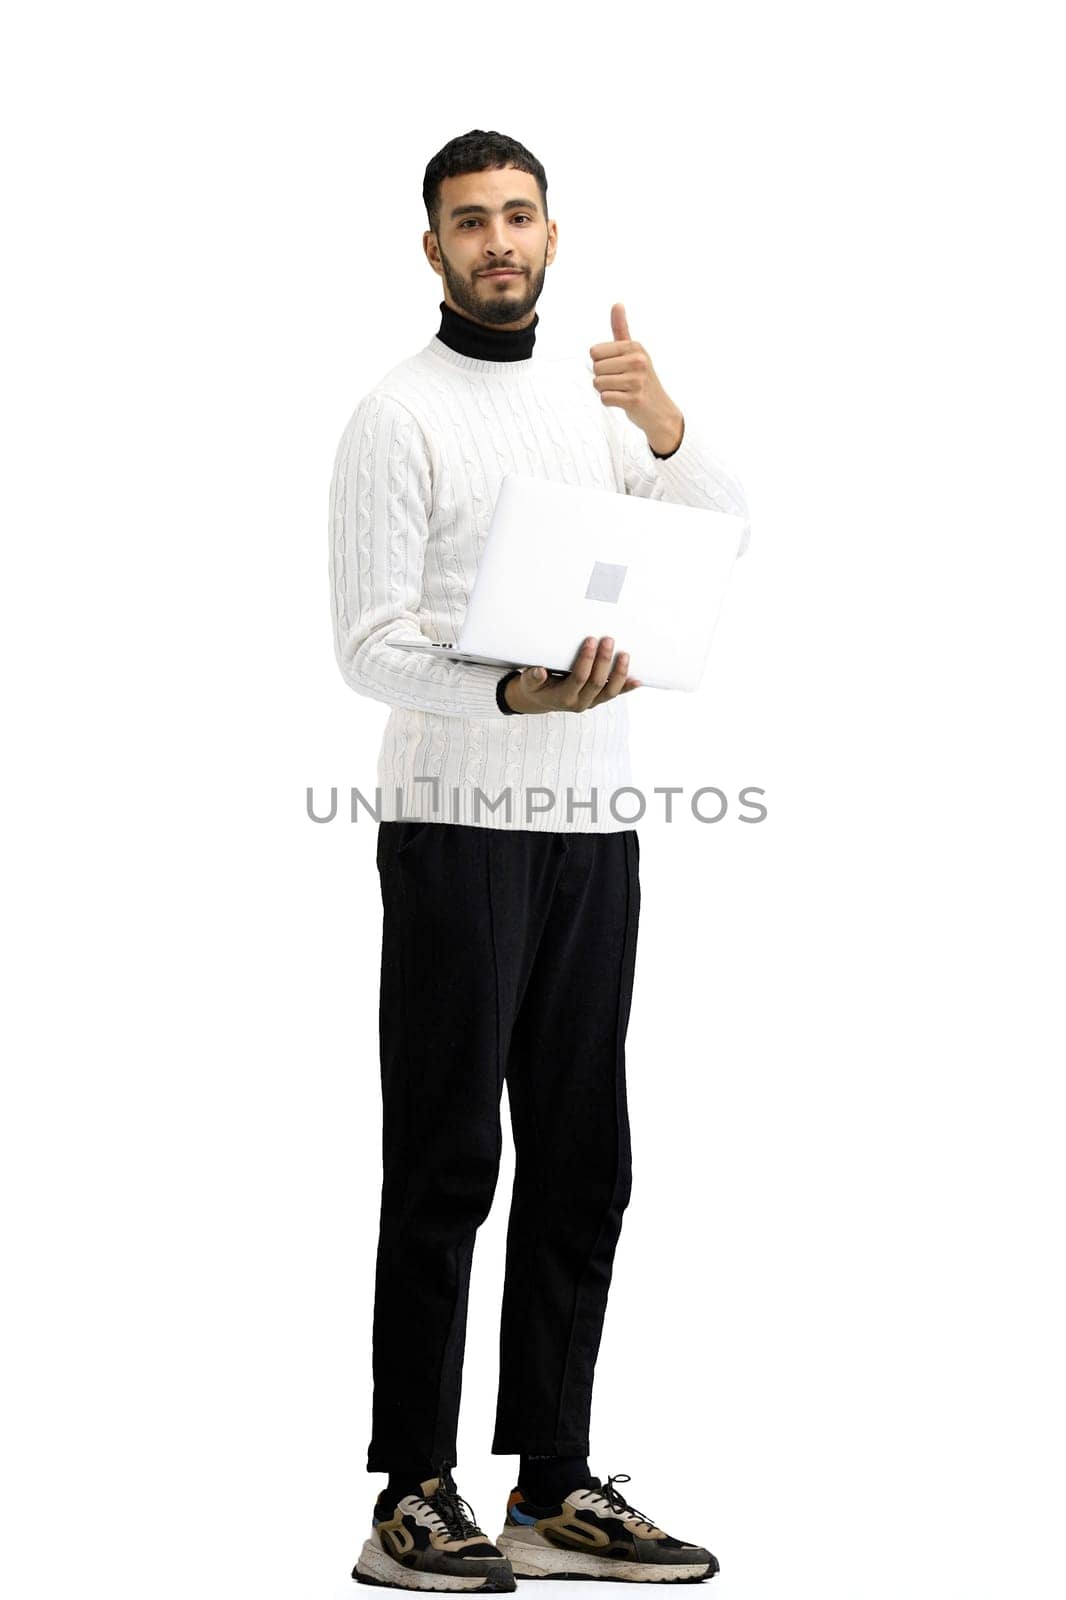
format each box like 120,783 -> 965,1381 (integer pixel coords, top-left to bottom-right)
353,1467 -> 516,1592
495,1472 -> 718,1583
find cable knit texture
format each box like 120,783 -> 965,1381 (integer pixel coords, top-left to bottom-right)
328,336 -> 750,833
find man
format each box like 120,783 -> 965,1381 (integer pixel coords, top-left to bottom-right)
328,130 -> 750,1593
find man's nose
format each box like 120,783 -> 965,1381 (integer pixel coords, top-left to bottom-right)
483,223 -> 514,259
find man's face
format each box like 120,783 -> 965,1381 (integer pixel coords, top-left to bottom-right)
423,166 -> 557,329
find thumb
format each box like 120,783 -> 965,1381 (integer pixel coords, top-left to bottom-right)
524,666 -> 548,687
611,301 -> 630,342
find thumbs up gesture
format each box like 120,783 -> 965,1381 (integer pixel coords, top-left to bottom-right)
590,302 -> 685,456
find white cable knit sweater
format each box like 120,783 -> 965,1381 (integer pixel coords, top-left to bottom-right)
328,335 -> 750,833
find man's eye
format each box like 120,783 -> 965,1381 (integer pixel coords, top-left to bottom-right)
459,215 -> 532,228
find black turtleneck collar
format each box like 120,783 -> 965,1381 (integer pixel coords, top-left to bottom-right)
435,299 -> 538,362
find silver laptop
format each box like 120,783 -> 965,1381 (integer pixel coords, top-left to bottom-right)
388,473 -> 745,691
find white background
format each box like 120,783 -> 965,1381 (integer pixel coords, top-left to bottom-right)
3,4 -> 1064,1599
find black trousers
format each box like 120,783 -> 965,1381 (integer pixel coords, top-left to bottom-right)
366,820 -> 641,1474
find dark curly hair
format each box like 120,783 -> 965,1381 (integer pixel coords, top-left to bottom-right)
423,129 -> 548,237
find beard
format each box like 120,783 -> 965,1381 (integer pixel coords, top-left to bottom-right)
439,246 -> 547,326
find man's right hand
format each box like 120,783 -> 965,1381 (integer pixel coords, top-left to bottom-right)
503,636 -> 642,714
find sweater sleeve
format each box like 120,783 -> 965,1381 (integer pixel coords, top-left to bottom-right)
329,391 -> 511,717
605,404 -> 752,558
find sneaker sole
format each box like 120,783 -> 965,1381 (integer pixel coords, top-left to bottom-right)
495,1531 -> 716,1584
353,1538 -> 516,1593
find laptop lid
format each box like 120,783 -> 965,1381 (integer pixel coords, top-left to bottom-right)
457,473 -> 745,691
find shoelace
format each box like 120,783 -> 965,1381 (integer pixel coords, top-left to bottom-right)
596,1472 -> 657,1530
426,1465 -> 485,1540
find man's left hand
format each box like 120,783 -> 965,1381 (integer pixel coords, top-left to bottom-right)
590,302 -> 685,455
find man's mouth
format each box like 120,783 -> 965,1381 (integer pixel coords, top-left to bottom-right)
480,270 -> 523,278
